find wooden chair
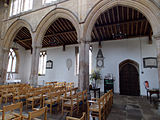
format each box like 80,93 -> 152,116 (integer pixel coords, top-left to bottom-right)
76,92 -> 83,113
22,107 -> 47,120
13,89 -> 27,103
71,87 -> 78,96
62,94 -> 78,116
0,97 -> 2,107
26,91 -> 42,110
2,89 -> 13,104
108,90 -> 113,111
66,112 -> 86,120
87,96 -> 105,120
65,89 -> 72,98
0,102 -> 23,120
44,92 -> 61,114
104,92 -> 109,119
82,90 -> 88,109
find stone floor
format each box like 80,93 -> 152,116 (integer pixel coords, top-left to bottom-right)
1,94 -> 160,120
107,95 -> 160,120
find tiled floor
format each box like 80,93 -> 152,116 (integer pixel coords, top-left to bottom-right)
1,94 -> 160,120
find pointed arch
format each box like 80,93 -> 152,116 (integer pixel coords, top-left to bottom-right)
35,8 -> 80,47
119,59 -> 139,72
84,0 -> 160,41
3,19 -> 33,49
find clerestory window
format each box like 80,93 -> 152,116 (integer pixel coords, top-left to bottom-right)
42,0 -> 57,4
10,0 -> 33,16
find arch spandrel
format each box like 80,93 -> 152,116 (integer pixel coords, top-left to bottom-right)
35,8 -> 80,47
84,0 -> 160,41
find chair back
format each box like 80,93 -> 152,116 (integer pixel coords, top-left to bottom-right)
2,102 -> 23,120
28,107 -> 47,120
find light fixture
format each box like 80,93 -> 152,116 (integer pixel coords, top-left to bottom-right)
112,24 -> 127,39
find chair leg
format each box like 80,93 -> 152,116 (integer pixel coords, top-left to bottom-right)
88,109 -> 90,120
71,107 -> 73,116
26,100 -> 28,110
99,111 -> 101,120
62,102 -> 64,115
32,101 -> 34,110
50,104 -> 52,114
40,98 -> 42,108
5,97 -> 7,104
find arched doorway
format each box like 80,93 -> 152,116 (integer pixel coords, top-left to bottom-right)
119,60 -> 140,96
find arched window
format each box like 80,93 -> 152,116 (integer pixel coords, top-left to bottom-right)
7,49 -> 17,73
10,0 -> 33,16
38,51 -> 47,75
42,0 -> 57,4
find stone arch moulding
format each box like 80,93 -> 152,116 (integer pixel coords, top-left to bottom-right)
119,59 -> 139,72
84,0 -> 160,41
3,19 -> 33,49
35,8 -> 80,47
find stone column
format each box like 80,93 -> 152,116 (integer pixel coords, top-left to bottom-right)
29,45 -> 41,87
79,40 -> 89,91
0,48 -> 9,84
154,34 -> 160,91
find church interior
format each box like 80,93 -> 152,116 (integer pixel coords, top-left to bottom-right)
0,0 -> 160,119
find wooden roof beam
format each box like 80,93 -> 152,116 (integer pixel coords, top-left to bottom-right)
44,30 -> 76,38
16,39 -> 31,49
95,18 -> 147,30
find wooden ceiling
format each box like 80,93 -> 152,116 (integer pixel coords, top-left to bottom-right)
13,27 -> 32,50
43,18 -> 77,47
13,5 -> 152,50
92,6 -> 152,42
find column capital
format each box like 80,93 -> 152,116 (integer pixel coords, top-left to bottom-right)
153,33 -> 160,40
32,44 -> 42,49
78,39 -> 91,44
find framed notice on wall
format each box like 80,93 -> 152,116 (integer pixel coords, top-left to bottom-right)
46,60 -> 53,69
143,57 -> 158,68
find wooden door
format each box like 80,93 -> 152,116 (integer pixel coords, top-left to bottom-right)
120,63 -> 140,96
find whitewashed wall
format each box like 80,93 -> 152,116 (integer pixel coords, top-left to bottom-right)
91,37 -> 158,95
14,36 -> 159,96
38,45 -> 78,87
6,44 -> 32,83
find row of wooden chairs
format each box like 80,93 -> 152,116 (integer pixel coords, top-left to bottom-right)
1,84 -> 65,105
87,90 -> 113,120
0,82 -> 74,105
0,102 -> 47,120
43,87 -> 78,114
1,84 -> 31,104
62,90 -> 87,116
0,83 -> 88,119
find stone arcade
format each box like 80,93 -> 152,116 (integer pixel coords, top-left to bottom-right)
0,0 -> 160,119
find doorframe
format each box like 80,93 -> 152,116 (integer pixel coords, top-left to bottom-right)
119,59 -> 140,96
